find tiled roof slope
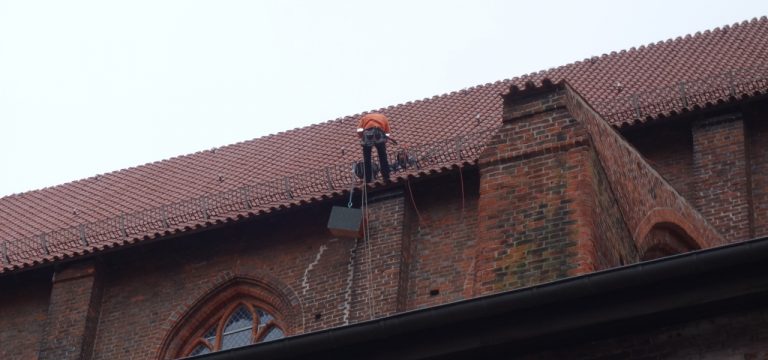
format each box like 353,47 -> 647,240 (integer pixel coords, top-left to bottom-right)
1,17 -> 767,272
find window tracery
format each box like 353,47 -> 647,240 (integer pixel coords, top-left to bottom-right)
159,277 -> 302,360
180,302 -> 285,357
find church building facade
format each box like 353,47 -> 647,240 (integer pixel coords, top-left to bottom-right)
1,17 -> 768,359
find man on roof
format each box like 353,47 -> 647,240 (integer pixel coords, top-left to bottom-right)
357,113 -> 392,183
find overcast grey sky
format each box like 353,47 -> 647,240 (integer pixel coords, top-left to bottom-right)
0,0 -> 765,197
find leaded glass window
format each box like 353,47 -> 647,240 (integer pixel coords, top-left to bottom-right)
184,303 -> 285,357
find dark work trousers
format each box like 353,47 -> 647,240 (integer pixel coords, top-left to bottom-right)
362,142 -> 390,183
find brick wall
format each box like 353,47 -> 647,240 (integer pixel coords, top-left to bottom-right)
39,261 -> 103,360
563,84 -> 723,253
0,183 -> 425,360
0,272 -> 50,360
692,113 -> 752,242
625,122 -> 695,200
475,88 -> 599,293
404,171 -> 479,308
86,194 -> 411,359
348,189 -> 407,321
90,204 -> 362,359
625,103 -> 768,243
585,149 -> 639,268
746,102 -> 768,238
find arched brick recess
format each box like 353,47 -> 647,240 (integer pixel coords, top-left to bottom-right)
155,272 -> 303,359
640,225 -> 698,261
634,208 -> 705,260
634,208 -> 707,250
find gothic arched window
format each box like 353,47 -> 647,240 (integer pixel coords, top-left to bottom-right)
159,277 -> 302,360
182,302 -> 286,357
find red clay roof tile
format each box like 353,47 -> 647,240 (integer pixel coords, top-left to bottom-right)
1,17 -> 768,273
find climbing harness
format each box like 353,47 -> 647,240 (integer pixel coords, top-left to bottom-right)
361,128 -> 387,146
354,160 -> 380,180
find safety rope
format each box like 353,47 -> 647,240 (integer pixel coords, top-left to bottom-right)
356,159 -> 465,320
458,167 -> 466,214
361,161 -> 375,320
405,179 -> 424,225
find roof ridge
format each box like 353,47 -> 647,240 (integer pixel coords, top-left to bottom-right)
507,16 -> 768,83
362,79 -> 511,114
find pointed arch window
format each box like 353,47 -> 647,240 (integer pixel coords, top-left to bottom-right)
160,278 -> 301,359
183,302 -> 285,357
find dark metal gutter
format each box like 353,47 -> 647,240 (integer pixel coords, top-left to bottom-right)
195,236 -> 768,360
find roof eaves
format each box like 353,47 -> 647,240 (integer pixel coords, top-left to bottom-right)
0,129 -> 493,276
